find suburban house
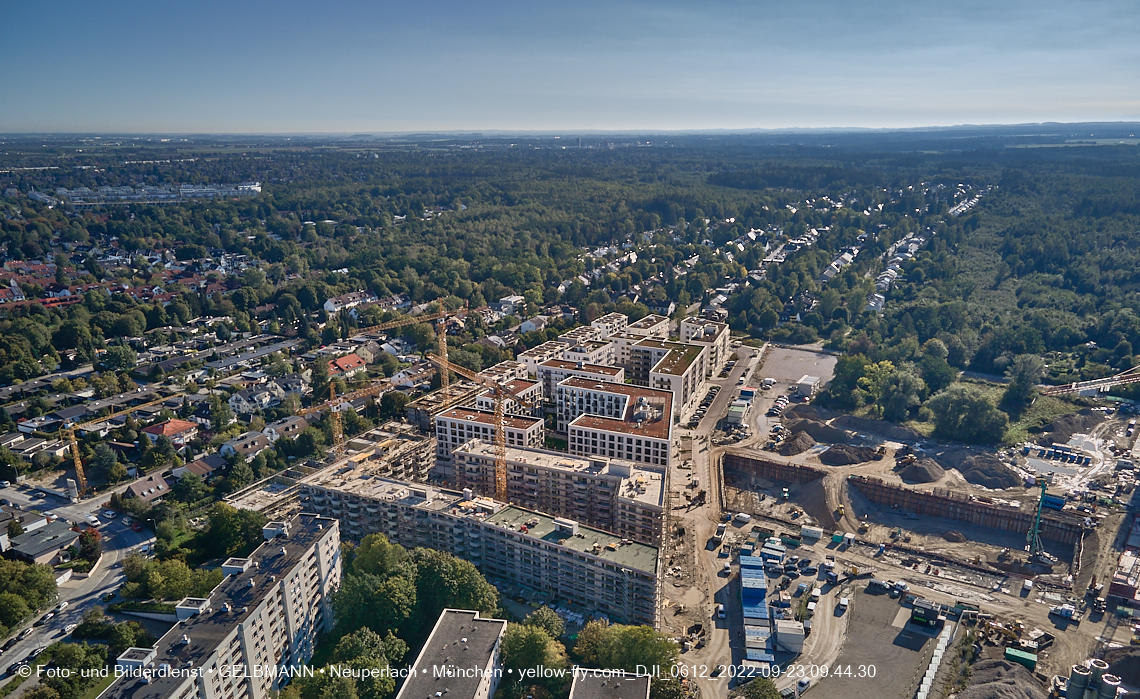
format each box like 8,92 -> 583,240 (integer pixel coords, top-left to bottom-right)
519,315 -> 548,334
125,474 -> 169,504
328,354 -> 366,379
140,419 -> 199,447
220,432 -> 272,460
276,372 -> 311,397
172,453 -> 226,481
323,290 -> 378,315
354,341 -> 383,364
262,415 -> 309,443
227,383 -> 286,414
499,295 -> 526,316
7,520 -> 79,564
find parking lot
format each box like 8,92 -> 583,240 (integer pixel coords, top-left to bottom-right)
804,588 -> 942,699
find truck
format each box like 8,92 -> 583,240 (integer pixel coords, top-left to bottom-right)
1049,604 -> 1081,622
714,523 -> 727,542
826,571 -> 839,585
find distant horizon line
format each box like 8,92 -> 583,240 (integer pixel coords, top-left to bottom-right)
3,120 -> 1140,139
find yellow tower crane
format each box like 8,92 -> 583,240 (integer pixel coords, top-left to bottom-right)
424,353 -> 538,502
342,303 -> 466,391
65,392 -> 185,498
297,379 -> 393,458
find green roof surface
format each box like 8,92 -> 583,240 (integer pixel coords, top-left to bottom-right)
485,505 -> 659,575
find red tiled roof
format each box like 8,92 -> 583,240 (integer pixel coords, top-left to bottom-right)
141,419 -> 198,437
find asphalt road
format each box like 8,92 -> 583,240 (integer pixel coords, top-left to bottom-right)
670,344 -> 761,699
0,483 -> 155,679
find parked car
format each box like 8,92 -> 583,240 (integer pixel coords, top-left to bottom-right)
103,510 -> 117,519
130,521 -> 142,532
0,481 -> 9,488
57,601 -> 68,611
715,604 -> 725,619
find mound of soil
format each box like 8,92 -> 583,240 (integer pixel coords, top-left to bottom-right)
958,659 -> 1048,699
1106,646 -> 1140,686
957,454 -> 1021,489
832,414 -> 925,442
944,530 -> 967,542
1034,408 -> 1105,446
779,431 -> 817,456
818,444 -> 876,465
898,458 -> 945,484
930,448 -> 1021,489
784,404 -> 834,421
784,417 -> 849,444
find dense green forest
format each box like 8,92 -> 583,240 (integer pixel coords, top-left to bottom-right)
1,127 -> 1139,447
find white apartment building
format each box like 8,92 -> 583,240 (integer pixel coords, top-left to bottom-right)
473,378 -> 544,415
298,470 -> 661,627
452,440 -> 664,544
590,312 -> 629,338
555,377 -> 674,469
518,340 -> 569,378
395,609 -> 507,699
558,324 -> 603,345
561,339 -> 615,366
624,314 -> 670,339
645,341 -> 706,417
679,317 -> 731,377
104,514 -> 340,699
434,407 -> 544,483
538,359 -> 624,400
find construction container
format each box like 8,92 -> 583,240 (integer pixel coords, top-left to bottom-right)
800,525 -> 823,540
1003,648 -> 1037,671
832,532 -> 845,544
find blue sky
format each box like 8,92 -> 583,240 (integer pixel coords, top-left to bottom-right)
2,0 -> 1137,132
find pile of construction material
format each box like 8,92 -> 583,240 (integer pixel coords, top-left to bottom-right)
779,431 -> 816,456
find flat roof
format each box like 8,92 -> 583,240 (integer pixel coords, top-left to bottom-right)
395,610 -> 506,699
627,314 -> 668,330
540,359 -> 623,376
654,345 -> 704,376
558,377 -> 672,439
519,341 -> 567,358
437,407 -> 543,431
455,440 -> 664,508
485,506 -> 658,574
100,514 -> 337,699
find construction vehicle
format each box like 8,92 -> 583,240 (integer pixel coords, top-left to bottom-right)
1049,604 -> 1081,622
858,521 -> 869,534
873,445 -> 886,460
426,353 -> 538,502
65,392 -> 184,499
836,504 -> 845,517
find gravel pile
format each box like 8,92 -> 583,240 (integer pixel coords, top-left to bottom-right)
957,659 -> 1048,699
898,458 -> 945,483
958,455 -> 1021,489
1106,646 -> 1140,686
819,444 -> 877,465
784,417 -> 849,444
779,431 -> 817,456
944,530 -> 967,542
1035,409 -> 1104,446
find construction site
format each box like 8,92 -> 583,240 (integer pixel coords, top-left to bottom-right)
703,354 -> 1140,698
